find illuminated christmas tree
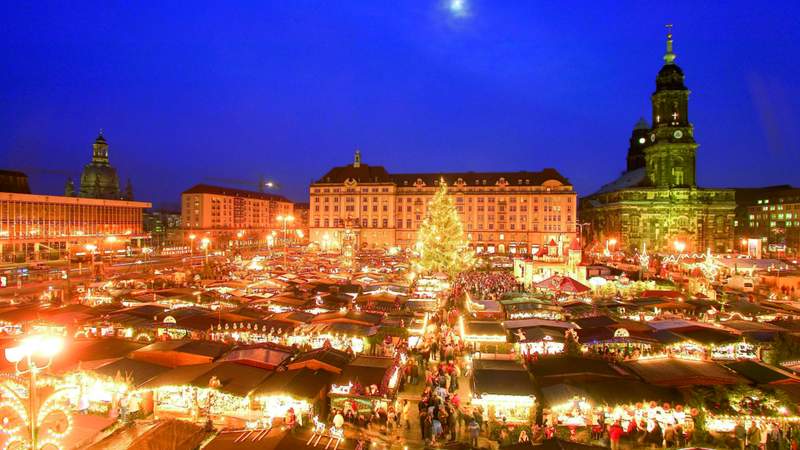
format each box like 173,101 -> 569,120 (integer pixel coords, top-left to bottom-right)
413,180 -> 474,278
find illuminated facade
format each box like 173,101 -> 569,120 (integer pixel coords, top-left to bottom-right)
310,152 -> 577,254
735,186 -> 800,257
181,184 -> 294,246
0,192 -> 150,261
580,28 -> 735,253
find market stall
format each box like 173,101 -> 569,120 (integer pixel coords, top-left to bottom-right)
328,356 -> 400,417
471,359 -> 536,423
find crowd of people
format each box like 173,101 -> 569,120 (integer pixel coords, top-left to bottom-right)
452,270 -> 519,301
734,420 -> 800,450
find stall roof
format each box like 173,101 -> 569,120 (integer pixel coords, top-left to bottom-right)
334,356 -> 395,390
271,311 -> 314,324
312,310 -> 383,326
221,343 -> 293,370
48,339 -> 146,373
135,340 -> 232,359
724,361 -> 800,385
472,359 -> 535,397
93,357 -> 172,387
140,362 -> 214,390
464,320 -> 506,337
527,357 -> 632,384
623,358 -> 746,387
540,380 -> 682,408
191,361 -> 273,397
511,326 -> 566,343
288,348 -> 351,373
670,327 -> 740,345
253,368 -> 333,400
504,318 -> 578,330
572,315 -> 618,330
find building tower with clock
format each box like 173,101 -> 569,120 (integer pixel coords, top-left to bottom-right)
579,27 -> 735,254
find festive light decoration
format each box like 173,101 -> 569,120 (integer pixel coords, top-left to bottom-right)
638,243 -> 649,273
412,180 -> 474,278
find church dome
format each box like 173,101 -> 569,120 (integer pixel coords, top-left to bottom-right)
78,132 -> 122,199
79,163 -> 121,199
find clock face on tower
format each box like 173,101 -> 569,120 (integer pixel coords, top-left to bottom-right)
638,137 -> 646,144
650,133 -> 656,142
673,130 -> 683,139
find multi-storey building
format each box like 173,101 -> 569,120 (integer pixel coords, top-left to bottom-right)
735,186 -> 800,257
181,184 -> 294,248
143,209 -> 183,249
310,152 -> 577,255
0,189 -> 150,262
580,28 -> 735,254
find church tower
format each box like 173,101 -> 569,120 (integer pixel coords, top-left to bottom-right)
644,25 -> 698,188
626,117 -> 650,172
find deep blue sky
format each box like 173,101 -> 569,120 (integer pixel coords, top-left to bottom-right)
2,1 -> 799,207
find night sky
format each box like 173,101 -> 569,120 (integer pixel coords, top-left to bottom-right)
2,1 -> 799,207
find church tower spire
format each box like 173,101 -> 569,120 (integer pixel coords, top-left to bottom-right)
663,24 -> 676,65
644,25 -> 698,188
353,149 -> 361,168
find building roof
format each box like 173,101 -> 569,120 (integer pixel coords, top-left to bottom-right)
724,361 -> 800,385
623,358 -> 745,387
334,356 -> 395,389
135,340 -> 232,359
589,167 -> 647,196
289,348 -> 351,371
540,380 -> 682,408
253,368 -> 333,400
390,169 -> 570,187
182,184 -> 290,203
93,357 -> 172,387
472,360 -> 535,397
314,162 -> 572,188
315,163 -> 392,184
221,344 -> 294,370
527,356 -> 631,383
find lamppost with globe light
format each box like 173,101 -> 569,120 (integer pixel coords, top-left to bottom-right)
3,335 -> 69,450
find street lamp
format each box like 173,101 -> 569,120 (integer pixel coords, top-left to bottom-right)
673,240 -> 686,254
605,238 -> 617,257
189,234 -> 197,257
4,335 -> 67,450
276,215 -> 295,267
84,243 -> 97,277
201,237 -> 211,265
105,235 -> 118,266
740,238 -> 748,255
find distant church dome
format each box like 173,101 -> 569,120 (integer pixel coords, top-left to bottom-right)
78,131 -> 122,199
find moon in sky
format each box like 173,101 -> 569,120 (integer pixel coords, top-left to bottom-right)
448,0 -> 469,17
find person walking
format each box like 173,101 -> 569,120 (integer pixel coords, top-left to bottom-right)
609,420 -> 624,450
468,418 -> 480,449
734,420 -> 747,450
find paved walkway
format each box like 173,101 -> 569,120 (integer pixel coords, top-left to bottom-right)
345,361 -> 498,449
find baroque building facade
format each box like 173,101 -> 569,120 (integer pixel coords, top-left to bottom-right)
580,28 -> 735,254
310,151 -> 577,255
